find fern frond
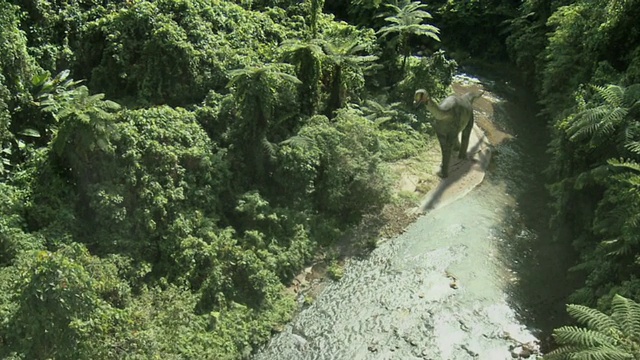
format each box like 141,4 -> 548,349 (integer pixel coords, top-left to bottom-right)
622,84 -> 640,107
610,295 -> 640,340
595,85 -> 624,107
261,137 -> 277,160
566,304 -> 618,333
568,106 -> 610,140
600,238 -> 633,257
280,135 -> 315,149
624,141 -> 640,154
600,107 -> 628,133
572,346 -> 635,360
608,159 -> 640,173
545,345 -> 587,359
553,326 -> 617,347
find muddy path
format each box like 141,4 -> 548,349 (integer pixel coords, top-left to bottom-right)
253,72 -> 579,359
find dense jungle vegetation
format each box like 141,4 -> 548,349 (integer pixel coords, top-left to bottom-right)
1,0 -> 640,358
504,0 -> 640,355
0,0 -> 452,358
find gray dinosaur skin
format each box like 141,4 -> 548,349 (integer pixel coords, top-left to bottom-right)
414,89 -> 482,178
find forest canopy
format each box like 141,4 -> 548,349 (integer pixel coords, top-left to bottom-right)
0,0 -> 452,358
2,0 -> 640,358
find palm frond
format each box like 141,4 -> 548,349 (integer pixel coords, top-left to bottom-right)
600,107 -> 628,134
410,9 -> 434,20
600,238 -> 631,257
261,137 -> 277,160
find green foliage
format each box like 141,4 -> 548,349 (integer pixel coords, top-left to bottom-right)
0,0 -> 38,175
433,0 -> 515,61
546,83 -> 640,306
0,182 -> 44,266
546,295 -> 640,360
376,0 -> 440,71
395,50 -> 457,104
226,63 -> 301,185
34,70 -> 121,163
504,1 -> 550,88
327,261 -> 345,280
77,0 -> 300,106
11,0 -> 108,71
0,0 -> 460,358
317,31 -> 379,116
74,107 -> 229,266
280,39 -> 325,115
232,191 -> 314,281
300,112 -> 392,225
2,243 -> 131,360
541,2 -> 607,117
350,98 -> 430,160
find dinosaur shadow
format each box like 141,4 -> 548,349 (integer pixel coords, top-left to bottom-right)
417,124 -> 492,213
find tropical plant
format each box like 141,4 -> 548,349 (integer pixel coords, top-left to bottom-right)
299,111 -> 391,225
545,294 -> 640,359
32,70 -> 121,201
309,0 -> 325,38
546,82 -> 640,308
2,243 -> 130,360
227,63 -> 302,185
280,39 -> 325,116
376,0 -> 440,71
319,37 -> 378,116
356,98 -> 403,127
0,0 -> 38,175
566,84 -> 640,145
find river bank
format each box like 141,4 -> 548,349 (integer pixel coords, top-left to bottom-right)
283,74 -> 507,312
259,71 -> 576,359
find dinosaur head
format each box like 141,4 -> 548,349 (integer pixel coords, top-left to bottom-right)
413,89 -> 429,107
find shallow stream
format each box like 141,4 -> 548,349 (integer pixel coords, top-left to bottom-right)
253,73 -> 579,360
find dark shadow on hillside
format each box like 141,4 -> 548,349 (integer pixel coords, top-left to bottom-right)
466,63 -> 584,351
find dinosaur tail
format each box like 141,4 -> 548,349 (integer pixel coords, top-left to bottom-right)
463,90 -> 484,103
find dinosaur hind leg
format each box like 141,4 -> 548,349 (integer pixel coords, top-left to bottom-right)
438,133 -> 454,178
458,115 -> 474,159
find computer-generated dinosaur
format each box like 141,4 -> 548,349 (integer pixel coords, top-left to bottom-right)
414,89 -> 483,178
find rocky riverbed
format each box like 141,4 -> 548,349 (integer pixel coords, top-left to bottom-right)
254,73 -> 575,359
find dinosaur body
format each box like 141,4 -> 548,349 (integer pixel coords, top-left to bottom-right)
414,89 -> 482,178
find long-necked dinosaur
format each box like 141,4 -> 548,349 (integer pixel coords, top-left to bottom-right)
413,89 -> 483,178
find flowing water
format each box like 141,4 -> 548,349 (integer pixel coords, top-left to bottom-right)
253,72 -> 579,359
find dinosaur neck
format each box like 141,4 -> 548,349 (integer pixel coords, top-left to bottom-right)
425,99 -> 451,121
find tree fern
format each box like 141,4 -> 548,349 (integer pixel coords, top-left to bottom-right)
376,1 -> 440,70
553,326 -> 618,347
608,159 -> 640,173
571,347 -> 635,360
546,295 -> 640,360
567,84 -> 638,143
610,295 -> 640,341
566,304 -> 619,334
